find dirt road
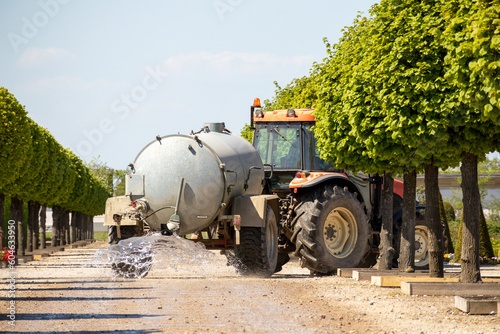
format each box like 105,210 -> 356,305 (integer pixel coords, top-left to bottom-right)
1,238 -> 499,333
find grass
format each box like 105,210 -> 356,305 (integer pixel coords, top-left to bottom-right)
94,231 -> 107,241
43,231 -> 108,241
447,219 -> 500,257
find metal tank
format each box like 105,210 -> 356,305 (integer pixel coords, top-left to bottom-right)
127,123 -> 264,235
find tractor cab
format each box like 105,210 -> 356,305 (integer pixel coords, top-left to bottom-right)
250,99 -> 339,195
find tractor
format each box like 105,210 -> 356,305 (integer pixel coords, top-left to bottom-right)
104,99 -> 429,276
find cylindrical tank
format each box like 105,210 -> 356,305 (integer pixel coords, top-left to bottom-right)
130,126 -> 264,235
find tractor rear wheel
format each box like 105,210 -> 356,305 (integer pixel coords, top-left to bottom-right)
234,205 -> 278,276
292,185 -> 372,274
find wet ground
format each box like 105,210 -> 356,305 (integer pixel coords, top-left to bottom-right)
1,235 -> 499,333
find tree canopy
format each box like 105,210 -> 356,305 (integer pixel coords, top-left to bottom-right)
0,87 -> 108,216
263,0 -> 500,282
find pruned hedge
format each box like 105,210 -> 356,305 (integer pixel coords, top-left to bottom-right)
0,87 -> 108,216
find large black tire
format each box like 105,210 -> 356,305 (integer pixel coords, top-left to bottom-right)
292,185 -> 372,274
108,226 -> 119,244
234,205 -> 278,277
108,225 -> 141,244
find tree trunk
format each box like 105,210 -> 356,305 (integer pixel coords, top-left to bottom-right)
33,202 -> 40,250
399,170 -> 416,272
27,200 -> 36,252
77,211 -> 82,241
83,214 -> 88,240
438,192 -> 454,254
460,152 -> 482,283
0,193 -> 4,251
378,172 -> 394,270
59,208 -> 66,246
89,215 -> 94,240
40,205 -> 47,249
64,209 -> 70,245
70,211 -> 75,244
51,206 -> 59,247
60,208 -> 67,245
10,197 -> 24,256
76,212 -> 80,241
425,163 -> 444,278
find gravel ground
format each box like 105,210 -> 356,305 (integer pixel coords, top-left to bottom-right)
1,237 -> 499,334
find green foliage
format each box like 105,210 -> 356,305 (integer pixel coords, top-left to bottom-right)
452,209 -> 496,259
416,185 -> 426,205
488,219 -> 500,239
443,0 -> 500,124
443,201 -> 456,222
478,157 -> 500,173
0,87 -> 108,216
479,206 -> 494,257
312,0 -> 468,175
263,0 -> 500,174
85,156 -> 115,197
488,194 -> 500,221
446,173 -> 494,215
93,231 -> 108,241
452,213 -> 463,262
263,76 -> 319,111
439,192 -> 455,253
113,169 -> 127,196
240,124 -> 253,143
0,87 -> 32,194
440,0 -> 500,159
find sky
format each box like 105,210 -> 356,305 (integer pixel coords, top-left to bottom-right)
0,0 -> 382,169
2,0 -> 497,171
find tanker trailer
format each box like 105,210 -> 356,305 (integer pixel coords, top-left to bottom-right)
104,123 -> 280,276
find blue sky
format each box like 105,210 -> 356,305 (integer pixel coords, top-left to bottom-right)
1,0 -> 380,168
5,1 -> 496,170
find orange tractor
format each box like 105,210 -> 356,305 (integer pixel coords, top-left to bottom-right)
249,98 -> 427,273
105,98 -> 429,277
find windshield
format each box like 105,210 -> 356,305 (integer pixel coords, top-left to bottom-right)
254,122 -> 336,171
254,123 -> 301,169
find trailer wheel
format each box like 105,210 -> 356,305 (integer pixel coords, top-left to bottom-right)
414,225 -> 430,267
393,218 -> 442,269
234,205 -> 278,277
107,225 -> 140,244
293,185 -> 371,274
108,226 -> 119,244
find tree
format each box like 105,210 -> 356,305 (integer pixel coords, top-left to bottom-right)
0,87 -> 32,196
112,169 -> 127,196
240,124 -> 253,143
85,156 -> 114,196
312,0 -> 464,275
0,86 -> 109,253
263,77 -> 319,111
442,0 -> 500,282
